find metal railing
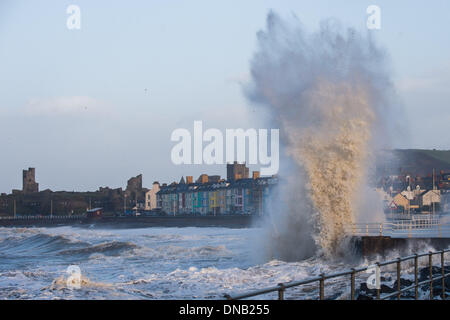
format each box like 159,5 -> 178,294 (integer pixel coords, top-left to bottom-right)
345,220 -> 450,238
384,213 -> 447,220
224,249 -> 450,300
0,215 -> 85,220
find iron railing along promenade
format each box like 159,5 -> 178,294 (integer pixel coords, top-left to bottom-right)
345,219 -> 450,238
0,215 -> 85,220
225,249 -> 450,300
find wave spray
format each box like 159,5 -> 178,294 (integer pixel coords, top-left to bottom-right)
247,12 -> 397,259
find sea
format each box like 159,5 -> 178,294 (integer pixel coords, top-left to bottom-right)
0,226 -> 441,299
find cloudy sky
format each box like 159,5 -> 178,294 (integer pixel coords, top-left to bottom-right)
0,0 -> 449,193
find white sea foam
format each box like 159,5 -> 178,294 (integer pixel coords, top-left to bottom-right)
0,226 -> 446,299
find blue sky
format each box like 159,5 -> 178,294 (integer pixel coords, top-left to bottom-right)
0,0 -> 449,193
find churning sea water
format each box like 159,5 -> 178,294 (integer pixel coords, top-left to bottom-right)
0,226 -> 440,299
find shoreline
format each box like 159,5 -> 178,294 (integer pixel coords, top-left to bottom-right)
0,215 -> 263,229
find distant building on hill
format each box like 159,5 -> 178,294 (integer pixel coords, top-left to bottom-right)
420,190 -> 441,212
391,193 -> 409,213
23,168 -> 38,194
126,174 -> 142,196
0,169 -> 151,216
439,172 -> 450,190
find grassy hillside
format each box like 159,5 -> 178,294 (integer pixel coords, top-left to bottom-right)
415,149 -> 450,166
377,149 -> 450,176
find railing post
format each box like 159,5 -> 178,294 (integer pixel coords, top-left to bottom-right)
277,283 -> 285,300
376,262 -> 380,300
397,258 -> 401,300
350,268 -> 356,300
429,252 -> 433,300
414,254 -> 419,300
319,274 -> 325,300
442,250 -> 445,300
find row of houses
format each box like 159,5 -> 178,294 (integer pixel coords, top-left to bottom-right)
144,162 -> 278,216
376,170 -> 450,214
157,177 -> 277,216
378,171 -> 450,194
1,164 -> 278,217
378,185 -> 448,214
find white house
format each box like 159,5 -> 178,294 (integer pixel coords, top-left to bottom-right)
145,182 -> 160,210
420,189 -> 441,208
401,186 -> 415,200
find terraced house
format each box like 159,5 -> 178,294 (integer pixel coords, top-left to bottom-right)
156,164 -> 277,215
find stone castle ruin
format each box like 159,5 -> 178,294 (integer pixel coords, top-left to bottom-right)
23,168 -> 39,194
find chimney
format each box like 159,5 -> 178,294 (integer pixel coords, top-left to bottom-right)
186,176 -> 193,184
198,174 -> 208,184
252,171 -> 260,179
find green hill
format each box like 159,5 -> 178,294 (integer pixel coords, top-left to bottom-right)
377,149 -> 450,176
416,149 -> 450,166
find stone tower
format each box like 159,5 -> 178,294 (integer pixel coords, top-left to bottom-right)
226,161 -> 249,181
23,168 -> 39,194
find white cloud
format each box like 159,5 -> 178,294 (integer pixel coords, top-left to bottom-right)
23,96 -> 111,117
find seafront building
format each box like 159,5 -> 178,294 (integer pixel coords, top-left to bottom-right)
145,182 -> 160,211
156,161 -> 277,216
2,161 -> 449,217
382,171 -> 450,214
156,173 -> 277,216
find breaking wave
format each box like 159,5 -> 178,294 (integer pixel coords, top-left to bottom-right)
0,226 -> 448,299
58,241 -> 138,257
0,233 -> 87,255
246,12 -> 399,258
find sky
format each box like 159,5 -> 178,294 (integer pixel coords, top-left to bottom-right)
0,0 -> 449,193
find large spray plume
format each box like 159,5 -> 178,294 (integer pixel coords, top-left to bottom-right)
247,12 -> 397,259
